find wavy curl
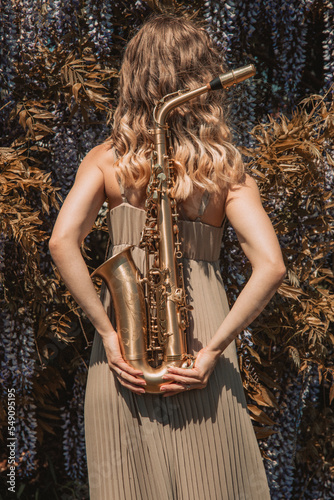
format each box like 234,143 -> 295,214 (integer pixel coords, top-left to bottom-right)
106,14 -> 245,200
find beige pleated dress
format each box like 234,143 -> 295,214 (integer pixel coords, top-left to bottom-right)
84,187 -> 271,500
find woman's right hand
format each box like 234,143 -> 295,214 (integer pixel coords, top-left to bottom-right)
101,332 -> 147,394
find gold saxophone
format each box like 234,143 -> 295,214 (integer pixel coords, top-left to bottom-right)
92,64 -> 256,393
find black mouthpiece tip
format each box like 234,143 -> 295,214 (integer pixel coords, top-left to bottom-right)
209,64 -> 256,91
209,76 -> 222,91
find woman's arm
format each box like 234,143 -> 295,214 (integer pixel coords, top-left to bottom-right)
49,145 -> 146,393
49,146 -> 112,337
206,174 -> 286,355
161,174 -> 286,395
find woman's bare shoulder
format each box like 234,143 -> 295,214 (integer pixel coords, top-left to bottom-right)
74,142 -> 116,189
226,173 -> 260,203
79,142 -> 123,205
81,142 -> 115,168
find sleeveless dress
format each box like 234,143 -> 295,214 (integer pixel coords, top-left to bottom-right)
84,186 -> 271,500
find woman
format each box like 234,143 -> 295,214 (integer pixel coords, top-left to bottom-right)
49,14 -> 285,500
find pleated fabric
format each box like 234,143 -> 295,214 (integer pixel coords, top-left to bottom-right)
84,202 -> 271,500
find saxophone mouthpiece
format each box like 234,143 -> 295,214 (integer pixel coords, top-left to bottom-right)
209,64 -> 256,91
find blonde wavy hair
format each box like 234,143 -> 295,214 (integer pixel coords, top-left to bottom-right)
107,14 -> 244,200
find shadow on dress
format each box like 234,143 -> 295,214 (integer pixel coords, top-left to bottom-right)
114,354 -> 248,431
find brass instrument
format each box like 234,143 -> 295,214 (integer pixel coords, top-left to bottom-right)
92,64 -> 256,393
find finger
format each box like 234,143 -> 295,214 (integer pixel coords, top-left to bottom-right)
162,390 -> 184,397
111,360 -> 145,380
160,384 -> 186,396
117,369 -> 147,387
162,373 -> 200,385
160,383 -> 190,393
161,383 -> 201,397
116,371 -> 147,394
167,366 -> 198,376
118,378 -> 146,395
117,361 -> 144,377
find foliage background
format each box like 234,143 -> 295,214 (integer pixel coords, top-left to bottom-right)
0,0 -> 333,498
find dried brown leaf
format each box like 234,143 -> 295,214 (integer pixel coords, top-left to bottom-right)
254,427 -> 277,439
248,405 -> 276,425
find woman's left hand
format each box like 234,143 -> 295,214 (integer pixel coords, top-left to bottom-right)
160,347 -> 221,397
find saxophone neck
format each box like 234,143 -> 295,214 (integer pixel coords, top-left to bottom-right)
153,84 -> 209,135
153,64 -> 256,132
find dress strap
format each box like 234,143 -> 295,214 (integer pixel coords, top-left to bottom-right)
195,190 -> 210,222
117,176 -> 128,203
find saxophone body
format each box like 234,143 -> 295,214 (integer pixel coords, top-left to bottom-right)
91,64 -> 256,393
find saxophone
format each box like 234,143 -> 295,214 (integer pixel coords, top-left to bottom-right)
91,64 -> 256,393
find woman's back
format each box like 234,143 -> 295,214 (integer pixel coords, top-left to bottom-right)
96,142 -> 227,228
